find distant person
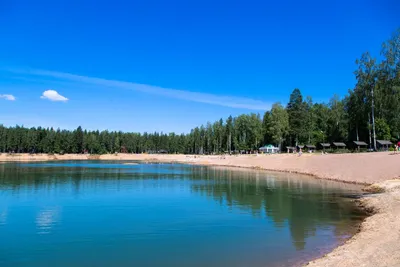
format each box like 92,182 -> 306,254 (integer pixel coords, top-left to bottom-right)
298,148 -> 302,157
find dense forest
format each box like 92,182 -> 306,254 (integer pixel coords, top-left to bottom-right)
1,29 -> 399,154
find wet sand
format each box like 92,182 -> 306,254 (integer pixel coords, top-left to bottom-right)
1,152 -> 400,266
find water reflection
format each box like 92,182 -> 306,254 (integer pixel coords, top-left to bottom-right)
0,207 -> 7,225
0,162 -> 365,260
36,207 -> 61,234
190,167 -> 364,250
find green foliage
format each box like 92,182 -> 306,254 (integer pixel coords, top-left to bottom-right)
262,111 -> 272,145
312,130 -> 325,144
287,88 -> 307,144
327,94 -> 348,142
269,103 -> 289,150
375,118 -> 391,140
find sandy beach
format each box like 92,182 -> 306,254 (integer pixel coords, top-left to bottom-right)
1,152 -> 400,266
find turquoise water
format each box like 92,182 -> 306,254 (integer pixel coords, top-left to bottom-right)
0,161 -> 365,267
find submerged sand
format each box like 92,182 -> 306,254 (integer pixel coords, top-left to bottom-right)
1,152 -> 400,266
307,179 -> 400,267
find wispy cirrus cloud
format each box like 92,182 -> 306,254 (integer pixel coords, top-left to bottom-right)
9,68 -> 271,110
0,94 -> 16,101
40,90 -> 68,102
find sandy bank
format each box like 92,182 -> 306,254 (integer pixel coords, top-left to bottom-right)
1,152 -> 400,266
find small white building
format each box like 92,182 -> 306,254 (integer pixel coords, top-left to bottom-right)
259,144 -> 279,154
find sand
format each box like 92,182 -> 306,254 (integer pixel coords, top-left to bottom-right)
1,152 -> 400,266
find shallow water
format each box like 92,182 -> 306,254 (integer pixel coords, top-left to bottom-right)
0,161 -> 365,267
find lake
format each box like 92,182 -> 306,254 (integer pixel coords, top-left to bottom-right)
0,161 -> 365,267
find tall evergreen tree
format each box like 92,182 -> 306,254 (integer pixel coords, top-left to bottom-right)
287,88 -> 306,145
73,126 -> 84,153
225,116 -> 233,153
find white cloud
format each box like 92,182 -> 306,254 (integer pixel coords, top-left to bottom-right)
0,94 -> 16,101
40,90 -> 68,102
12,68 -> 271,110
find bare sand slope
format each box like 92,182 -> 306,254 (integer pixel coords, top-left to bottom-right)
1,152 -> 400,266
153,152 -> 400,185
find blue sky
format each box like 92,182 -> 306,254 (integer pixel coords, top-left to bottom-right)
0,0 -> 399,133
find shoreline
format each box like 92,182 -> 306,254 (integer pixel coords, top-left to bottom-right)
2,152 -> 399,184
1,152 -> 400,266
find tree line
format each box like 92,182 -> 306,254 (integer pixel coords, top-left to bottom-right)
1,29 -> 399,154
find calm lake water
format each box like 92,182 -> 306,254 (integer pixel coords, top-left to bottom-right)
0,161 -> 365,267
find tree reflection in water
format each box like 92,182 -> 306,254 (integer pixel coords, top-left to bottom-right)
0,162 -> 366,251
190,166 -> 366,251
